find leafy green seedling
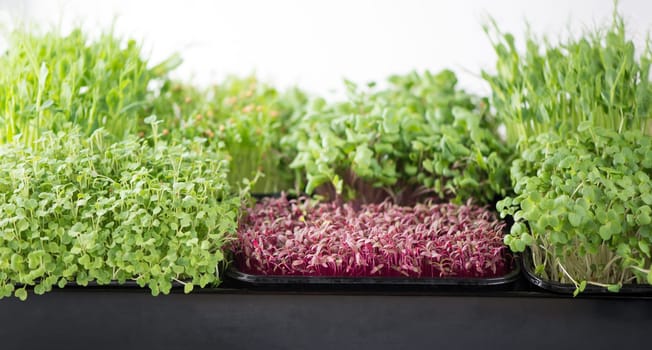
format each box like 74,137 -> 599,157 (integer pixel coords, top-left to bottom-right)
500,128 -> 652,290
0,126 -> 243,300
286,70 -> 510,205
149,76 -> 308,193
0,27 -> 179,145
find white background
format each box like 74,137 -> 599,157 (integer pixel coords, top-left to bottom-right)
0,0 -> 650,96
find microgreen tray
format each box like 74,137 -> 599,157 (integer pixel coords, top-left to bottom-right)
226,261 -> 521,287
521,249 -> 652,295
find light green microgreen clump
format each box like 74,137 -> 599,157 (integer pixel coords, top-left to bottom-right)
150,76 -> 308,193
0,124 -> 242,300
498,127 -> 652,293
0,27 -> 180,145
286,70 -> 510,205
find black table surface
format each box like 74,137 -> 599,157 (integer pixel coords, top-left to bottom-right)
1,277 -> 651,350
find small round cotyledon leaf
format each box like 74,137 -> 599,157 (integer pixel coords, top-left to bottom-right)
14,288 -> 27,301
568,212 -> 583,227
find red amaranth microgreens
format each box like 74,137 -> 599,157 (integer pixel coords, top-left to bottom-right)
234,195 -> 512,278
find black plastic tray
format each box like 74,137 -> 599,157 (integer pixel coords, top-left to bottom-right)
15,279 -> 186,290
227,259 -> 521,288
67,280 -> 185,288
237,194 -> 520,289
522,248 -> 652,295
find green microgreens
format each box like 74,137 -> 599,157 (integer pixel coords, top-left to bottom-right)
483,9 -> 652,150
488,8 -> 652,293
0,122 -> 243,300
498,127 -> 652,293
0,27 -> 180,146
286,70 -> 510,205
150,76 -> 308,193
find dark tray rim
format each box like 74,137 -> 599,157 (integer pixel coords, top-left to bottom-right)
66,280 -> 185,288
14,279 -> 186,290
521,247 -> 652,295
226,257 -> 521,287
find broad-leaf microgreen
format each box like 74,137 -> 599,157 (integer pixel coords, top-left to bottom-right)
286,70 -> 510,205
499,128 -> 652,291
